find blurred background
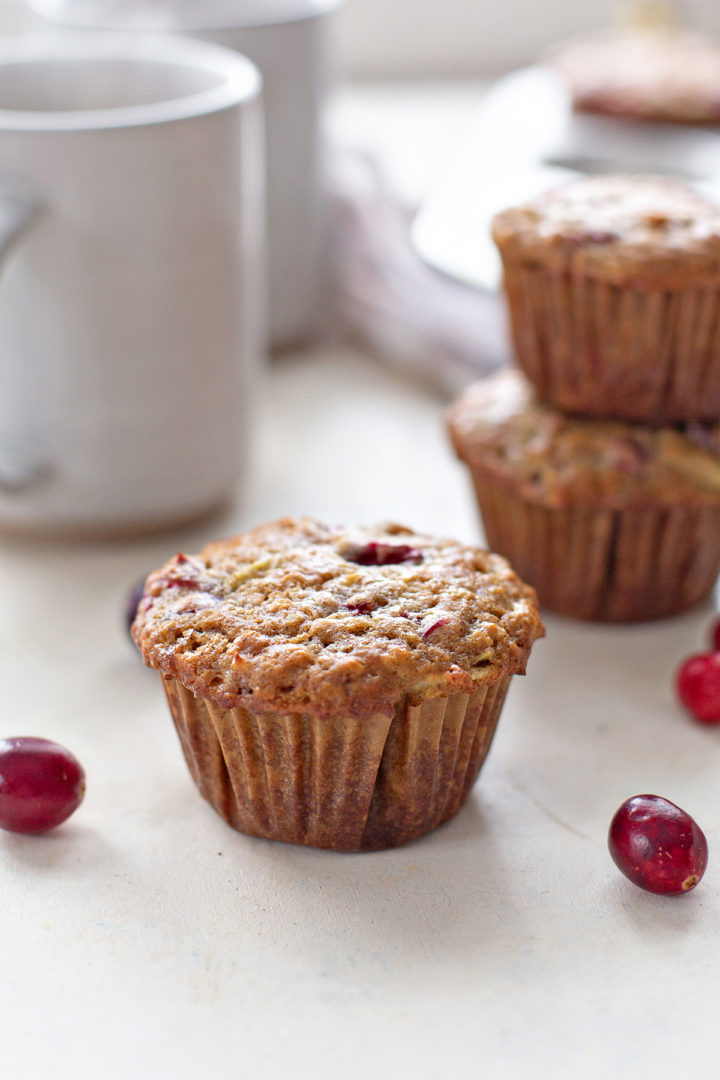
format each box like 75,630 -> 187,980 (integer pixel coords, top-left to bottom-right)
5,0 -> 720,79
3,0 -> 720,526
2,0 -> 720,387
336,0 -> 720,77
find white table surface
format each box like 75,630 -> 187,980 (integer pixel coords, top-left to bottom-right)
2,345 -> 720,1080
2,73 -> 720,1078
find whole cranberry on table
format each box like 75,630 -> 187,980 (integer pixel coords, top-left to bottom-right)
0,737 -> 86,834
125,577 -> 147,638
677,653 -> 720,723
608,794 -> 708,895
674,615 -> 720,724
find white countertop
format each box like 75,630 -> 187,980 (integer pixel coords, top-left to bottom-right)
2,70 -> 720,1077
2,345 -> 719,1079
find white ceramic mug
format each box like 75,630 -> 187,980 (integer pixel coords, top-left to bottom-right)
29,0 -> 341,348
0,33 -> 263,537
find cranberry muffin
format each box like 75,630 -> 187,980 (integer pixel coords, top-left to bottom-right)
132,517 -> 543,852
549,27 -> 720,126
448,369 -> 720,622
492,174 -> 720,423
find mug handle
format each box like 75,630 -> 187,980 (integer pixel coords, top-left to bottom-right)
0,184 -> 40,260
0,185 -> 48,494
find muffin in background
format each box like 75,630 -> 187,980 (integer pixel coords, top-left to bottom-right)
132,517 -> 543,852
447,369 -> 720,622
548,26 -> 720,126
492,174 -> 720,424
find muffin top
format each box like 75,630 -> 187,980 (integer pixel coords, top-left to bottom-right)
447,369 -> 720,509
491,175 -> 720,285
132,517 -> 543,719
549,28 -> 720,125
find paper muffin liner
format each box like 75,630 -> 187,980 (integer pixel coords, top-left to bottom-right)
501,260 -> 720,423
471,472 -> 720,621
161,675 -> 510,852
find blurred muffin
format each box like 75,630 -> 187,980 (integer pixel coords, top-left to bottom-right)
132,517 -> 543,851
549,26 -> 720,126
447,369 -> 720,622
492,174 -> 720,423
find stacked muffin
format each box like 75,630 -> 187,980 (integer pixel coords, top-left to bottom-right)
448,174 -> 720,621
548,26 -> 720,127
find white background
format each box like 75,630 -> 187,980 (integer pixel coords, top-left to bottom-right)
5,1 -> 720,78
333,0 -> 720,78
2,347 -> 720,1080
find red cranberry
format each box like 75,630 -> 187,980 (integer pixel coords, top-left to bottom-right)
157,575 -> 205,591
346,600 -> 374,614
608,794 -> 708,895
347,542 -> 423,566
155,553 -> 207,591
676,653 -> 720,723
565,228 -> 617,246
0,737 -> 86,834
609,435 -> 650,474
421,616 -> 450,639
125,578 -> 147,637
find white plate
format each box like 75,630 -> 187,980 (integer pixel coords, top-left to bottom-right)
412,65 -> 720,292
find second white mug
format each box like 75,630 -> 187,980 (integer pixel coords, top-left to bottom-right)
30,0 -> 342,348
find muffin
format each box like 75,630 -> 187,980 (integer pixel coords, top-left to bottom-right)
549,27 -> 720,126
132,517 -> 543,852
447,369 -> 720,622
492,174 -> 720,423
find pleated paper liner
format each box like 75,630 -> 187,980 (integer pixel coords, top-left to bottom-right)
162,674 -> 510,852
473,474 -> 720,622
501,260 -> 720,423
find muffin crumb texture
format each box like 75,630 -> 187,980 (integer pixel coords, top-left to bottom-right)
448,369 -> 720,508
133,517 -> 543,720
492,175 -> 720,286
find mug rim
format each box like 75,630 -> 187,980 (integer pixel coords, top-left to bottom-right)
0,33 -> 262,131
29,0 -> 343,31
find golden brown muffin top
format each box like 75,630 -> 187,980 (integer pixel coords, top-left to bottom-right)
132,517 -> 543,719
492,175 -> 720,285
448,369 -> 720,509
549,28 -> 720,125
